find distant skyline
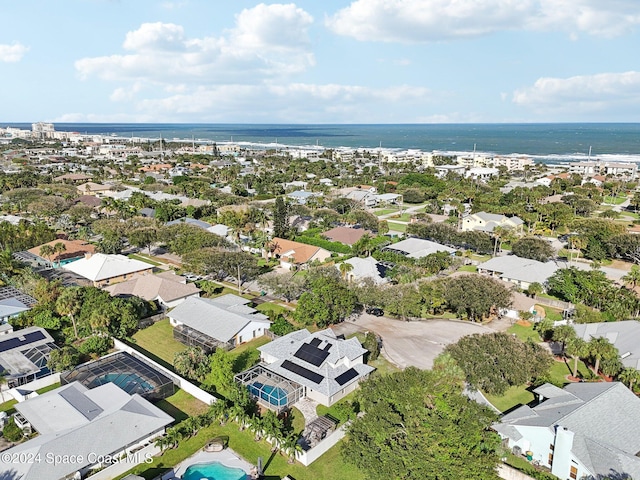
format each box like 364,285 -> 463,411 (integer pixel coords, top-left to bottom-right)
2,1 -> 640,124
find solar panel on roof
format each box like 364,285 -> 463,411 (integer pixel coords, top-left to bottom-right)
335,368 -> 359,386
309,338 -> 321,347
281,360 -> 323,384
294,343 -> 330,367
0,331 -> 46,353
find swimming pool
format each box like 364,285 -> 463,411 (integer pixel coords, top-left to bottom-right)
90,372 -> 154,394
182,461 -> 247,480
248,382 -> 288,407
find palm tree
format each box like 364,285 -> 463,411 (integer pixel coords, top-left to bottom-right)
52,242 -> 66,267
622,265 -> 640,289
208,399 -> 229,425
339,262 -> 354,282
165,427 -> 182,449
154,434 -> 172,452
182,416 -> 201,438
618,367 -> 640,391
250,415 -> 265,441
281,433 -> 303,464
38,244 -> 55,267
552,325 -> 577,355
565,337 -> 589,378
588,336 -> 618,376
55,287 -> 83,340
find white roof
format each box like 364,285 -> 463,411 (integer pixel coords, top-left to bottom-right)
63,253 -> 152,281
384,238 -> 455,258
2,382 -> 173,480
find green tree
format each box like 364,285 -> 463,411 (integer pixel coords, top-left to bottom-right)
294,275 -> 357,327
622,265 -> 640,288
618,367 -> 640,391
338,261 -> 354,281
445,332 -> 553,395
204,349 -> 235,396
273,196 -> 290,238
55,286 -> 83,339
588,336 -> 618,375
173,347 -> 209,382
48,346 -> 80,372
443,275 -> 512,322
552,324 -> 577,354
342,367 -> 501,480
565,336 -> 589,378
511,236 -> 555,262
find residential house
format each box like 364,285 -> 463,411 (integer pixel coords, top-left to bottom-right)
169,294 -> 271,352
246,328 -> 375,408
337,256 -> 388,285
0,286 -> 37,328
494,382 -> 640,480
461,211 -> 524,234
334,185 -> 378,207
62,253 -> 154,287
28,238 -> 96,268
383,237 -> 455,259
477,255 -> 565,290
105,271 -> 201,309
268,237 -> 332,270
571,321 -> 640,369
287,190 -> 319,205
500,291 -> 538,321
0,327 -> 57,387
0,382 -> 172,480
465,167 -> 500,181
322,226 -> 373,246
76,181 -> 115,196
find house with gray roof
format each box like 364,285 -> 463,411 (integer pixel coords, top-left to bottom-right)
477,255 -> 566,290
572,321 -> 640,369
0,382 -> 172,480
245,328 -> 375,407
169,294 -> 270,352
0,326 -> 57,388
338,256 -> 388,285
494,382 -> 640,480
383,237 -> 455,259
105,271 -> 201,309
461,211 -> 524,233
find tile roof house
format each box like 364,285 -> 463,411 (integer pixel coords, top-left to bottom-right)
256,328 -> 375,407
383,237 -> 455,259
104,271 -> 201,309
169,294 -> 271,352
461,211 -> 524,233
62,253 -> 154,287
477,255 -> 568,290
572,321 -> 640,369
0,382 -> 172,480
494,382 -> 640,480
322,226 -> 372,246
28,238 -> 96,268
268,237 -> 332,270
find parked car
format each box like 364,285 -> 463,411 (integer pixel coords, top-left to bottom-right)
366,307 -> 384,317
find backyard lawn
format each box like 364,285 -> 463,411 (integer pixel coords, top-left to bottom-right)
507,323 -> 540,343
387,222 -> 407,233
255,302 -> 290,316
132,318 -> 187,368
127,253 -> 164,266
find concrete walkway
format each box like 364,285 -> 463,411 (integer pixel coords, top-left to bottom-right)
293,396 -> 319,425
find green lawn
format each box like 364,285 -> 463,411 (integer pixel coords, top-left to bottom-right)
132,318 -> 187,368
457,265 -> 477,273
602,195 -> 628,205
155,388 -> 209,423
387,222 -> 407,233
507,324 -> 540,343
128,253 -> 163,266
36,382 -> 61,394
255,302 -> 290,316
228,336 -> 272,373
374,208 -> 399,216
118,417 -> 363,480
0,398 -> 17,415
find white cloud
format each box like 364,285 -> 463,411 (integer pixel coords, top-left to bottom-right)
102,83 -> 433,123
75,4 -> 314,84
512,71 -> 640,114
326,0 -> 640,42
0,43 -> 29,62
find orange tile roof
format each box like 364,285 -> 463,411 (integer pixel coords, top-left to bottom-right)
269,237 -> 323,264
28,239 -> 96,262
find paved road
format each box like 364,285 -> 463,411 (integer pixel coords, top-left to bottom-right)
332,313 -> 496,370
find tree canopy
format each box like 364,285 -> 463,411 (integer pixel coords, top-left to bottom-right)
342,367 -> 501,480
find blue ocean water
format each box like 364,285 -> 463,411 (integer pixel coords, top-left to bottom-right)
4,123 -> 640,159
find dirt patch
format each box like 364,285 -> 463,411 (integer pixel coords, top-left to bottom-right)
516,320 -> 532,327
533,305 -> 546,318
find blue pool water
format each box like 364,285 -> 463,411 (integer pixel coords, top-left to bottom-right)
91,372 -> 154,393
182,461 -> 247,480
248,382 -> 288,407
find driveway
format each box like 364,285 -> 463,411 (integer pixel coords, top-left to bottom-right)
332,313 -> 496,370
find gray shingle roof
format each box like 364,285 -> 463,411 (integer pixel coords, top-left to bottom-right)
478,255 -> 562,285
384,238 -> 455,258
168,296 -> 269,343
1,382 -> 172,480
573,321 -> 640,369
258,329 -> 375,397
497,382 -> 640,478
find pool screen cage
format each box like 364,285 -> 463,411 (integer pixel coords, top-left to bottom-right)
173,324 -> 231,354
235,365 -> 304,412
60,351 -> 175,401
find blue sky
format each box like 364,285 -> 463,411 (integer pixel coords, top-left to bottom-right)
2,0 -> 640,123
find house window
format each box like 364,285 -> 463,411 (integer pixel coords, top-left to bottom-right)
569,466 -> 578,479
550,443 -> 554,451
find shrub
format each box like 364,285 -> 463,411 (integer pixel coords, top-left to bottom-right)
78,336 -> 114,356
2,417 -> 24,442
